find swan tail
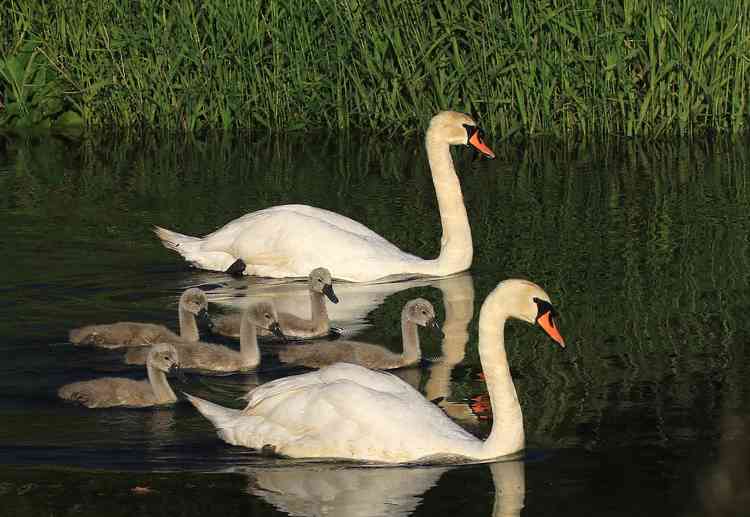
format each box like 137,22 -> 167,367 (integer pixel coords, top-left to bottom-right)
184,392 -> 240,428
58,383 -> 94,407
68,325 -> 114,348
153,226 -> 241,273
153,226 -> 202,254
68,326 -> 91,345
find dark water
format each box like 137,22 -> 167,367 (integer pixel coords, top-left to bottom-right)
1,131 -> 749,516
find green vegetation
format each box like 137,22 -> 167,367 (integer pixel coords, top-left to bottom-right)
1,0 -> 748,136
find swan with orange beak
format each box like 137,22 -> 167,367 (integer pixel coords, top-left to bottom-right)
154,111 -> 497,282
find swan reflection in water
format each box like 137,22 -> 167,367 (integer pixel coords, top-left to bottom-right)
240,459 -> 524,517
693,414 -> 750,517
184,272 -> 464,337
184,272 -> 477,420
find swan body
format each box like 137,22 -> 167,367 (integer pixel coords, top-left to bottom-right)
58,343 -> 180,408
155,111 -> 495,282
278,298 -> 437,369
69,288 -> 209,348
212,267 -> 338,340
186,279 -> 565,463
124,301 -> 283,374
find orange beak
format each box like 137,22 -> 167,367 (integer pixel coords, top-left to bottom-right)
468,130 -> 496,159
537,310 -> 565,348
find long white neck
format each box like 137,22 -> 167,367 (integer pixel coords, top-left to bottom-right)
309,290 -> 329,329
147,363 -> 177,404
400,310 -> 421,365
239,316 -> 261,368
477,290 -> 524,458
411,133 -> 472,276
178,305 -> 200,341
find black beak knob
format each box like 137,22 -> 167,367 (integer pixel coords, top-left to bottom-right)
197,308 -> 213,330
322,284 -> 339,304
427,318 -> 444,339
169,364 -> 187,382
269,322 -> 287,342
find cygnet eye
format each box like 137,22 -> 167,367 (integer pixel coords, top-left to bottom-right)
264,313 -> 271,320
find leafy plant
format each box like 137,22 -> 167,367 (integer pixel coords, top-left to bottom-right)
0,38 -> 82,128
0,0 -> 748,136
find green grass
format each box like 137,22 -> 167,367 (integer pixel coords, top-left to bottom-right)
1,0 -> 749,136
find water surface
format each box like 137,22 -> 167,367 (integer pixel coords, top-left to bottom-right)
1,131 -> 748,516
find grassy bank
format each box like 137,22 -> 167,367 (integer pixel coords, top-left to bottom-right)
1,0 -> 749,136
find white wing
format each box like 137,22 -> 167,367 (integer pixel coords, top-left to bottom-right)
221,363 -> 477,462
241,362 -> 419,409
199,205 -> 424,280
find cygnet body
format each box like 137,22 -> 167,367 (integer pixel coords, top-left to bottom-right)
69,288 -> 209,348
58,343 -> 180,408
125,301 -> 283,374
278,299 -> 438,370
212,268 -> 338,340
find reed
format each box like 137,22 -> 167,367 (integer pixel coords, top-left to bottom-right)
1,0 -> 749,136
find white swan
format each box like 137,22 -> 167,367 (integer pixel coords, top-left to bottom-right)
185,279 -> 565,463
154,111 -> 495,281
211,267 -> 338,340
125,301 -> 284,374
58,343 -> 180,408
69,288 -> 209,348
277,298 -> 438,370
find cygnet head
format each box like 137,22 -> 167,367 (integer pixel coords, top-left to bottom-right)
427,111 -> 495,159
404,298 -> 440,332
493,279 -> 564,347
245,301 -> 285,339
147,343 -> 180,373
308,267 -> 338,304
180,288 -> 209,316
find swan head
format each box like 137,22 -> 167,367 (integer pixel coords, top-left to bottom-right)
245,301 -> 286,339
404,298 -> 440,333
147,343 -> 181,373
492,279 -> 565,347
180,288 -> 209,317
308,267 -> 338,304
427,111 -> 495,159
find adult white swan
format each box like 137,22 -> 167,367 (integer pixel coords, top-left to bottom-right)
185,279 -> 565,463
154,111 -> 495,282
